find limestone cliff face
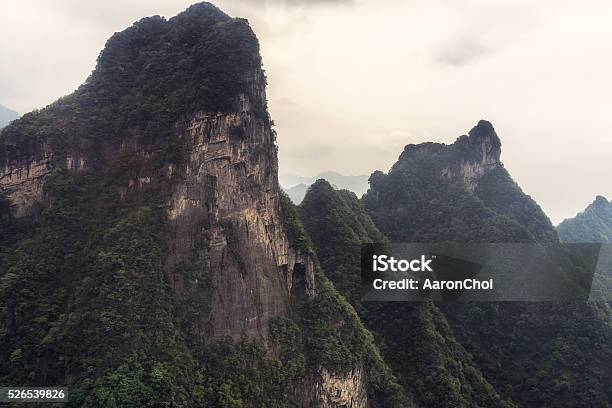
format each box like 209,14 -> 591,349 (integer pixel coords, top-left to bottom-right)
441,120 -> 502,190
162,73 -> 371,406
1,155 -> 51,217
0,74 -> 369,408
1,147 -> 91,217
165,74 -> 315,340
317,367 -> 368,408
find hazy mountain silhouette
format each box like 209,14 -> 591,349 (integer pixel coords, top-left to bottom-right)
0,104 -> 19,128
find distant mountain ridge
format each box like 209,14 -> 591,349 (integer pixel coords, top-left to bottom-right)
281,171 -> 369,203
557,195 -> 612,242
284,183 -> 311,204
0,104 -> 19,128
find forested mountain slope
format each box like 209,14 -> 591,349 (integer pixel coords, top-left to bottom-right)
362,120 -> 612,407
300,179 -> 514,408
0,3 -> 403,406
300,121 -> 612,407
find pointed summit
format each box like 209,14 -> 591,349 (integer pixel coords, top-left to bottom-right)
393,120 -> 504,194
469,119 -> 497,139
451,119 -> 501,165
466,119 -> 501,163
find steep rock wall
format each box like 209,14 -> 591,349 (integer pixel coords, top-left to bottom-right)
166,88 -> 315,340
1,155 -> 51,217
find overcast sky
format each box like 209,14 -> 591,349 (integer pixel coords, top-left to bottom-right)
1,0 -> 611,223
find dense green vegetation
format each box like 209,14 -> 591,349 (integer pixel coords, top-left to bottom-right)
0,169 -> 198,406
299,179 -> 514,408
281,191 -> 408,407
474,167 -> 558,242
557,196 -> 612,243
360,124 -> 612,407
299,180 -> 386,306
443,302 -> 612,407
363,160 -> 540,244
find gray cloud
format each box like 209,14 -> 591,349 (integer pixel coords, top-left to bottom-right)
435,37 -> 491,66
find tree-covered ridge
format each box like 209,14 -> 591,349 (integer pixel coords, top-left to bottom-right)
280,192 -> 408,407
299,179 -> 386,305
299,179 -> 514,408
474,167 -> 558,242
361,121 -> 612,407
363,120 -> 555,244
557,196 -> 612,243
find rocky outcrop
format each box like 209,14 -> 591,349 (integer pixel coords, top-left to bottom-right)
0,155 -> 51,217
398,120 -> 501,191
441,120 -> 501,190
1,151 -> 91,217
0,48 -> 315,348
316,368 -> 368,408
296,367 -> 368,408
440,120 -> 502,190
